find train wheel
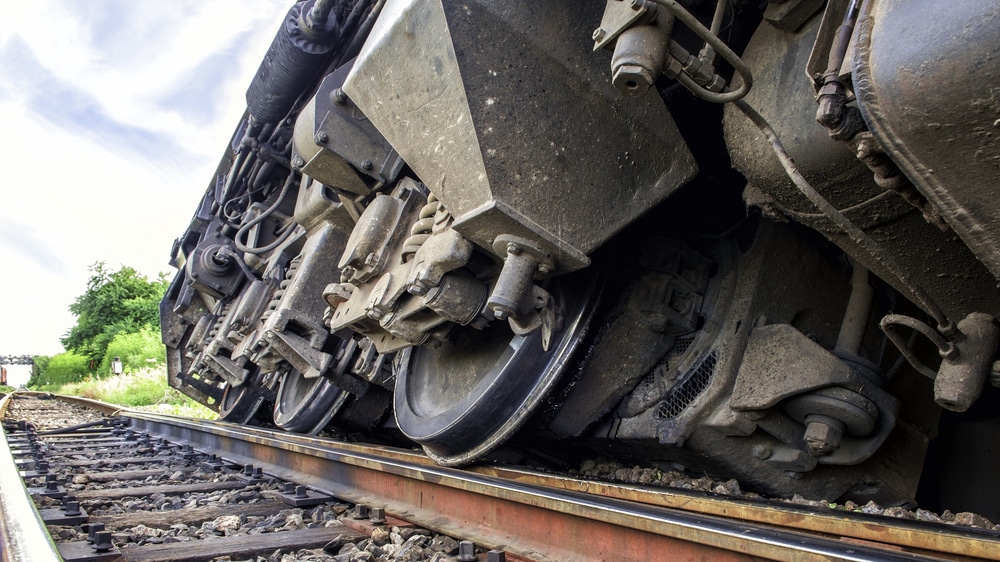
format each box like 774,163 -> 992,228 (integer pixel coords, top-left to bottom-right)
218,374 -> 265,425
273,367 -> 349,434
393,274 -> 603,465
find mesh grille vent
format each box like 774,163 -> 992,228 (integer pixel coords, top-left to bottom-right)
657,350 -> 718,419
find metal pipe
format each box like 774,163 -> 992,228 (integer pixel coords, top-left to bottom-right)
836,259 -> 874,355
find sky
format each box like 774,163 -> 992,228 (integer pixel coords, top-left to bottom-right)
0,0 -> 292,371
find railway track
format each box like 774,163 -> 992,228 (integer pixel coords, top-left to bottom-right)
2,392 -> 999,562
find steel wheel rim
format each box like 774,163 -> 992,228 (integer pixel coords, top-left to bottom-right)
273,367 -> 348,434
393,274 -> 603,465
218,373 -> 264,425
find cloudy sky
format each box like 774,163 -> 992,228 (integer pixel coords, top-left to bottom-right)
0,0 -> 291,372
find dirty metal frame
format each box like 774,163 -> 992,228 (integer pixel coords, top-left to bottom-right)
123,409 -> 966,562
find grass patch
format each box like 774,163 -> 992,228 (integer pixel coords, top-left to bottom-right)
53,367 -> 216,420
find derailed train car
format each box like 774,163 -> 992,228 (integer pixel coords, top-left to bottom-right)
160,0 -> 1000,515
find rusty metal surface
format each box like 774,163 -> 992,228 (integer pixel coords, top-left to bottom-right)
121,410 -> 974,562
0,393 -> 62,562
473,465 -> 1000,561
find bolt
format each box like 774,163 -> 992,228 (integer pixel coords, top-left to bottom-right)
493,307 -> 510,320
457,541 -> 477,562
630,0 -> 644,10
61,495 -> 77,509
751,444 -> 772,460
253,467 -> 264,478
408,280 -> 430,296
284,482 -> 295,494
65,501 -> 82,516
292,156 -> 305,168
370,506 -> 386,525
592,28 -> 606,42
244,465 -> 254,476
506,242 -> 521,256
364,252 -> 378,267
91,531 -> 114,552
803,418 -> 844,456
332,88 -> 347,105
87,523 -> 106,544
488,551 -> 507,562
353,504 -> 370,519
315,131 -> 329,144
991,359 -> 1000,387
295,485 -> 309,498
361,159 -> 374,171
537,262 -> 551,275
612,63 -> 657,97
35,460 -> 48,474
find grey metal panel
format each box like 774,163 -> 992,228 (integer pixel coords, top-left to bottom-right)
857,0 -> 1000,281
346,0 -> 697,271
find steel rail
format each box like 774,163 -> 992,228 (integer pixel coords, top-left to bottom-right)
473,465 -> 1000,561
122,409 -> 975,562
0,392 -> 62,562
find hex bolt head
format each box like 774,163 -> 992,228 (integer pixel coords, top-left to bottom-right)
353,504 -> 370,519
370,507 -> 386,525
284,482 -> 295,494
61,495 -> 77,510
65,501 -> 82,516
315,131 -> 329,144
295,486 -> 309,499
592,28 -> 606,42
612,64 -> 656,97
252,467 -> 264,478
332,88 -> 347,105
361,159 -> 374,171
803,419 -> 844,456
457,541 -> 477,562
91,531 -> 114,552
87,523 -> 106,543
488,551 -> 507,562
244,465 -> 254,476
35,460 -> 49,474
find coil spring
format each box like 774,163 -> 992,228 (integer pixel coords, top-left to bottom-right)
206,302 -> 234,342
401,194 -> 444,261
261,256 -> 302,324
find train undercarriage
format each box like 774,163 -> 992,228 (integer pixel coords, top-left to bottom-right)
160,0 -> 1000,517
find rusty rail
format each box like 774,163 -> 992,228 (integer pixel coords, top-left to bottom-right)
123,409 -> 985,562
4,394 -> 999,561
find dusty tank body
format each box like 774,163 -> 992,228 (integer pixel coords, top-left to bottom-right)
161,0 -> 1000,516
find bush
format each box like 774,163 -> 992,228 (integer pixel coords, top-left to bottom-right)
36,352 -> 92,387
56,367 -> 215,418
99,326 -> 166,376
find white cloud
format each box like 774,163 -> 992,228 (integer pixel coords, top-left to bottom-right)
0,0 -> 291,355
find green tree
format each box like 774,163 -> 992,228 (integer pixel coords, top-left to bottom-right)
61,263 -> 170,368
27,355 -> 50,387
99,326 -> 167,375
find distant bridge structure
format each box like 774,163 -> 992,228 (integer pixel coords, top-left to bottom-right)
0,355 -> 35,366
